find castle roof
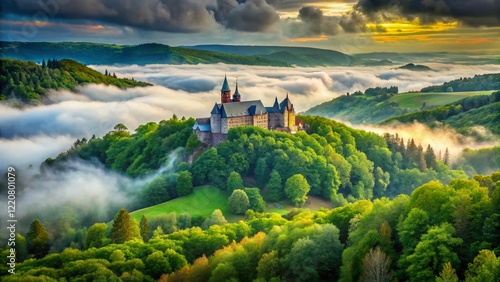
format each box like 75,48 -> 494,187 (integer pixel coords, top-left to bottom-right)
216,100 -> 267,118
221,75 -> 230,92
266,97 -> 281,113
279,93 -> 293,112
193,118 -> 211,132
210,103 -> 220,114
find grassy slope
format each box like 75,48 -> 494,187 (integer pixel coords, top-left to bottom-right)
131,185 -> 334,222
130,185 -> 235,222
388,90 -> 495,110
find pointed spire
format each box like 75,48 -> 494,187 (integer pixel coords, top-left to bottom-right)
273,97 -> 279,109
232,77 -> 241,102
234,78 -> 240,94
221,75 -> 230,92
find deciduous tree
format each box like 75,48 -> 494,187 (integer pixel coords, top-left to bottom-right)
285,174 -> 310,207
176,170 -> 193,196
227,171 -> 244,193
228,189 -> 250,214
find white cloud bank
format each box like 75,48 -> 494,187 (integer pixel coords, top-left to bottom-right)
1,63 -> 500,172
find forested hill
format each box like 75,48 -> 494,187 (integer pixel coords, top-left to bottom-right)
0,58 -> 151,104
421,73 -> 500,92
3,114 -> 500,281
0,41 -> 290,67
382,91 -> 500,137
187,44 -> 361,66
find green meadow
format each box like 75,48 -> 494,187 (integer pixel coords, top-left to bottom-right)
130,185 -> 234,221
388,90 -> 495,109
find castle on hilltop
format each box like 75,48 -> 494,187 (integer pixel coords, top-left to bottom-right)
193,76 -> 300,146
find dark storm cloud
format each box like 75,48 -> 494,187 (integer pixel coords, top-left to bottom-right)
2,0 -> 279,33
339,11 -> 368,33
267,0 -> 358,10
225,0 -> 279,31
355,0 -> 500,27
297,6 -> 341,35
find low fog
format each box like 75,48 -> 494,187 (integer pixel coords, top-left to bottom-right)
350,122 -> 500,163
0,149 -> 181,240
1,63 -> 499,236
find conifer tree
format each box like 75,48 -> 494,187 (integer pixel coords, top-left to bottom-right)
417,144 -> 427,172
110,209 -> 133,244
424,144 -> 437,170
26,219 -> 50,259
41,59 -> 46,68
140,215 -> 150,242
444,148 -> 450,166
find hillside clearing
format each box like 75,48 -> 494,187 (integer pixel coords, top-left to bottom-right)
389,90 -> 495,109
130,185 -> 236,222
131,185 -> 334,222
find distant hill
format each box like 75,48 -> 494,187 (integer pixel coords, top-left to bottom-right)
187,44 -> 361,66
397,63 -> 432,71
0,41 -> 290,67
0,58 -> 151,104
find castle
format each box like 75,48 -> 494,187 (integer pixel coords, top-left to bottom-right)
193,76 -> 299,146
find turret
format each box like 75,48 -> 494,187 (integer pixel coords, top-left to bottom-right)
221,75 -> 231,103
232,79 -> 241,102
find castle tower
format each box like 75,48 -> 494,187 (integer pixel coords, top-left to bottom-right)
232,79 -> 241,102
221,75 -> 231,103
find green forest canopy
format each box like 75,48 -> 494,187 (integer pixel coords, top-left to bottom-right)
2,114 -> 499,281
0,58 -> 151,103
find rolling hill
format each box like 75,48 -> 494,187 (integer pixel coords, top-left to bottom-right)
0,41 -> 290,67
305,73 -> 500,125
381,91 -> 500,137
187,44 -> 361,66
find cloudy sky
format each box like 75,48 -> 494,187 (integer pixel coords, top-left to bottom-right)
1,0 -> 499,53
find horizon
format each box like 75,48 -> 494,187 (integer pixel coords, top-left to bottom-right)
1,0 -> 499,53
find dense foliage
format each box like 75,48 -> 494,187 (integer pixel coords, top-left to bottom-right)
4,110 -> 496,280
0,58 -> 151,103
421,73 -> 500,92
2,174 -> 499,281
0,42 -> 290,67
